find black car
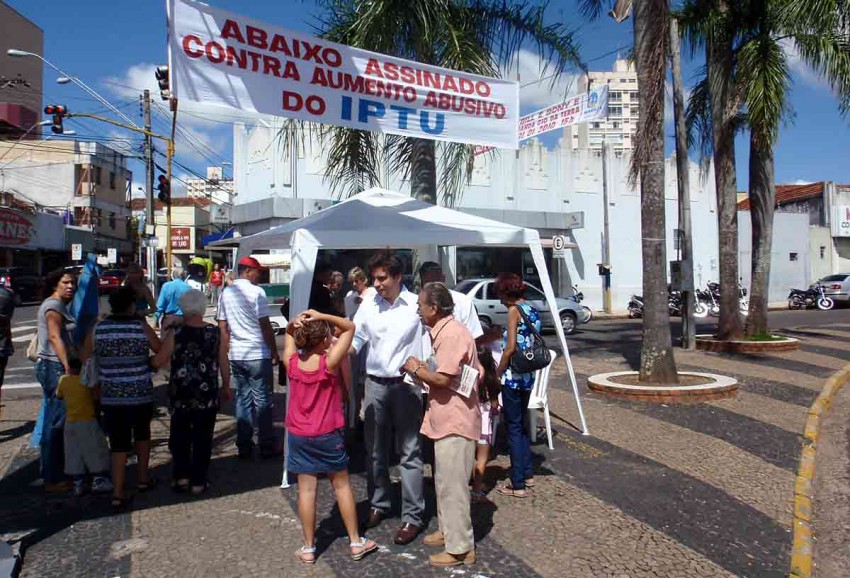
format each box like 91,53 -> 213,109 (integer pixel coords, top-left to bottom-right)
0,267 -> 44,305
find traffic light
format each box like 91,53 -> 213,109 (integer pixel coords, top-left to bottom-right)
155,65 -> 170,101
157,174 -> 171,204
43,104 -> 68,134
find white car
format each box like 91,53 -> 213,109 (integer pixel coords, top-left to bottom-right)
455,278 -> 591,335
269,313 -> 288,334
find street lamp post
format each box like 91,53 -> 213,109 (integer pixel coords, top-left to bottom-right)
6,49 -> 140,129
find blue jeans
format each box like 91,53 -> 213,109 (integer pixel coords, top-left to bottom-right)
231,359 -> 274,454
35,359 -> 67,483
502,385 -> 533,490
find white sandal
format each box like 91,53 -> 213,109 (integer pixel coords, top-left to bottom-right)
350,537 -> 378,561
295,545 -> 316,564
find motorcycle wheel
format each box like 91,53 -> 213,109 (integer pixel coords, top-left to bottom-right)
693,302 -> 709,318
709,305 -> 720,317
788,297 -> 803,310
818,298 -> 835,311
739,300 -> 749,315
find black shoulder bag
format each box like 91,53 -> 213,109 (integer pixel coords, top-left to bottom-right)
508,305 -> 552,374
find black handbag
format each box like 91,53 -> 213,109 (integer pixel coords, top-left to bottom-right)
508,305 -> 552,374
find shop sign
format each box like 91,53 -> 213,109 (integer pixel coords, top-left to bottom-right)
0,209 -> 36,246
171,227 -> 192,249
833,206 -> 850,237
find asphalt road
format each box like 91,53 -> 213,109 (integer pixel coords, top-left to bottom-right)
4,301 -> 848,400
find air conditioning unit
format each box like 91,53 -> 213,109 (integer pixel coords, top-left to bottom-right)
0,192 -> 12,208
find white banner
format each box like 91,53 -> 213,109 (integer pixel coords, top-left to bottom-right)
168,0 -> 519,149
517,85 -> 609,141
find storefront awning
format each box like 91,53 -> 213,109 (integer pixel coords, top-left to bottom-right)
202,228 -> 234,247
251,253 -> 291,269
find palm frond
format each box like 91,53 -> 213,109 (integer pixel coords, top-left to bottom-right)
436,141 -> 475,207
738,33 -> 791,148
685,74 -> 714,160
319,125 -> 383,199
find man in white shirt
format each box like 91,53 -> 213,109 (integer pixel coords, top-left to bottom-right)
218,256 -> 280,459
418,262 -> 483,340
352,251 -> 426,546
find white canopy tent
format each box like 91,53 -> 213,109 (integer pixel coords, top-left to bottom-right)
230,188 -> 588,434
225,188 -> 588,437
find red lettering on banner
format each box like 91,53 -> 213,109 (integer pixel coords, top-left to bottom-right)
269,34 -> 294,57
246,26 -> 268,49
220,19 -> 246,44
183,35 -> 204,58
282,90 -> 325,116
365,59 -> 384,78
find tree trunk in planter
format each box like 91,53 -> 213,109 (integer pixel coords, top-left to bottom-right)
634,0 -> 679,384
745,133 -> 775,337
410,137 -> 437,204
707,8 -> 743,341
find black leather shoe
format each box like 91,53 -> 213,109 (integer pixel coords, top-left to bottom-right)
394,523 -> 422,545
365,508 -> 387,529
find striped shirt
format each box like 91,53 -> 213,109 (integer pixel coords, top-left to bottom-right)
94,316 -> 154,406
216,279 -> 271,361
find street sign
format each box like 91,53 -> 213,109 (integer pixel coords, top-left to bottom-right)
552,235 -> 567,258
146,237 -> 160,248
670,260 -> 682,291
71,244 -> 82,261
107,248 -> 117,264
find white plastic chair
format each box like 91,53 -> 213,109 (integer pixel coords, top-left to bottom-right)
527,349 -> 557,450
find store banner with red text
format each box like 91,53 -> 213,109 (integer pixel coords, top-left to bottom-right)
168,0 -> 519,149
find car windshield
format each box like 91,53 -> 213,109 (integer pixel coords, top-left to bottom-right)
455,280 -> 480,294
820,274 -> 849,282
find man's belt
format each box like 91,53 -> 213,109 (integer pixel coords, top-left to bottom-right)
367,374 -> 406,385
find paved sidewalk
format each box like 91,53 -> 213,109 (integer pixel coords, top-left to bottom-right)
1,320 -> 848,577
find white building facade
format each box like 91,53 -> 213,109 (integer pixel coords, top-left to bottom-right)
186,166 -> 235,205
231,121 -> 730,311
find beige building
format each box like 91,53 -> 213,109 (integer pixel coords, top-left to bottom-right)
131,197 -> 212,267
0,3 -> 43,138
0,139 -> 133,257
186,166 -> 234,205
562,59 -> 639,157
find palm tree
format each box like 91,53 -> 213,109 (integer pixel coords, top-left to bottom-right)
581,0 -> 679,383
741,0 -> 850,336
309,0 -> 583,205
683,0 -> 850,338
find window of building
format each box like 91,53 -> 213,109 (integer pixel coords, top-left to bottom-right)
109,212 -> 116,229
592,122 -> 601,129
790,252 -> 798,262
820,246 -> 827,259
612,121 -> 621,129
628,78 -> 637,83
614,150 -> 624,158
609,106 -> 622,117
109,171 -> 116,189
610,91 -> 622,101
630,106 -> 640,116
93,166 -> 102,185
94,208 -> 103,226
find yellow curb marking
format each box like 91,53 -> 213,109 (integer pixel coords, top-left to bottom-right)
789,362 -> 850,578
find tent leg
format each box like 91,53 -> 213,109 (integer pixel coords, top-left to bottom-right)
528,241 -> 590,435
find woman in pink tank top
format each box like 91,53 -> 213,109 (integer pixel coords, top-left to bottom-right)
282,309 -> 378,564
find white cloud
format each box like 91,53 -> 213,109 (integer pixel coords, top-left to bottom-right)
779,38 -> 832,90
502,49 -> 581,111
793,179 -> 814,185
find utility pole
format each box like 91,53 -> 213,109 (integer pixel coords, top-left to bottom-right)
670,19 -> 696,349
601,139 -> 612,313
143,90 -> 157,298
166,98 -> 178,273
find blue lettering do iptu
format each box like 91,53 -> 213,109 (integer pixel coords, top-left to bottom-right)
340,96 -> 445,135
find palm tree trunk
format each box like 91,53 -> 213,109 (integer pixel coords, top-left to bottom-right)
410,137 -> 437,204
634,0 -> 678,384
707,9 -> 743,341
745,132 -> 775,336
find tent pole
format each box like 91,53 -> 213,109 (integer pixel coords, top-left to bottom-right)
528,240 -> 589,435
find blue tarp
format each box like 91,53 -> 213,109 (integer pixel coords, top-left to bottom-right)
68,253 -> 101,345
201,228 -> 234,246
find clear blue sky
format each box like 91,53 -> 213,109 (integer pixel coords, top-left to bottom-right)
6,0 -> 849,192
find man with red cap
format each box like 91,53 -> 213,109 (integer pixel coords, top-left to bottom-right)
217,256 -> 280,459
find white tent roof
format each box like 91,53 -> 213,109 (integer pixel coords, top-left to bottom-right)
229,188 -> 541,253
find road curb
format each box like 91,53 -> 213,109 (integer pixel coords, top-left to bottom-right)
789,362 -> 850,577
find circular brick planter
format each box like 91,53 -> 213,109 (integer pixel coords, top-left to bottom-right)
695,334 -> 800,353
587,371 -> 738,403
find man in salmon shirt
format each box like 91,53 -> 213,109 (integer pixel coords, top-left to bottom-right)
403,282 -> 481,568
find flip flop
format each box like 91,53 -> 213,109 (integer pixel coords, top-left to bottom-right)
496,483 -> 528,498
137,477 -> 159,492
525,478 -> 536,488
471,490 -> 489,503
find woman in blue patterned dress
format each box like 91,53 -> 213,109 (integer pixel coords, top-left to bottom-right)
83,286 -> 161,510
493,273 -> 541,499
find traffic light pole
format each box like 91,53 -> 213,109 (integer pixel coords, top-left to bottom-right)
143,90 -> 157,298
166,98 -> 178,273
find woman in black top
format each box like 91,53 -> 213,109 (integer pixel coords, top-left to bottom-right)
152,289 -> 230,495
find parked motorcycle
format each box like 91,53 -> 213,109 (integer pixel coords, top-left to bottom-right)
788,285 -> 834,310
568,285 -> 593,322
627,294 -> 644,318
669,289 -> 709,318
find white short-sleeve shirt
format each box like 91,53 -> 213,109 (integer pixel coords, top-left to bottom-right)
217,278 -> 271,361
